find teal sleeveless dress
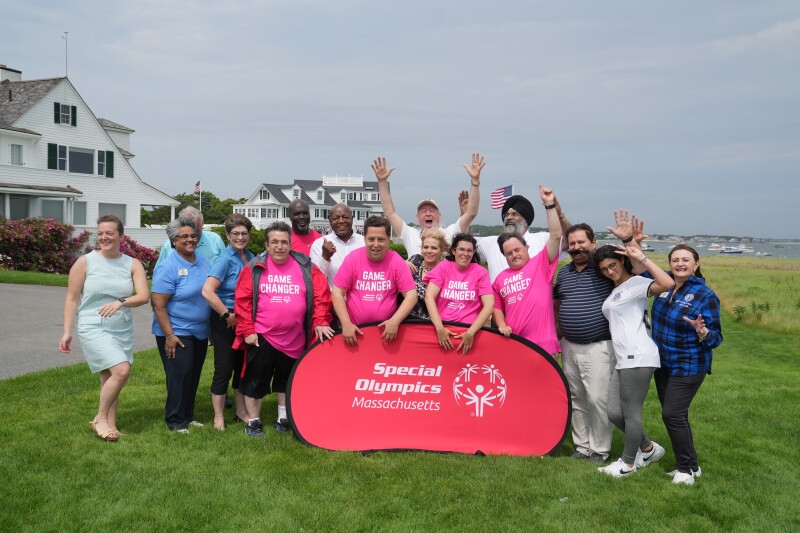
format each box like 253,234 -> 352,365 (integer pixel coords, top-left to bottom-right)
76,251 -> 135,372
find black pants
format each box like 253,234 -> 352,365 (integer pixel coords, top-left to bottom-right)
209,312 -> 245,395
654,369 -> 706,474
157,335 -> 208,430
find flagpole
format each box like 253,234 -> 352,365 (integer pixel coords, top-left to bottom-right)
198,182 -> 202,214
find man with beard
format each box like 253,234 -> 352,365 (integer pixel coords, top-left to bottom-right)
476,194 -> 572,281
553,223 -> 615,463
309,204 -> 365,289
372,154 -> 484,257
288,199 -> 322,256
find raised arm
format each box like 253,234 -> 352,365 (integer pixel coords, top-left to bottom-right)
457,153 -> 484,232
616,244 -> 675,295
372,156 -> 405,237
540,185 -> 562,262
607,210 -> 648,274
553,193 -> 572,251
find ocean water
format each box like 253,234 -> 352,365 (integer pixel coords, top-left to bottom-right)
596,240 -> 800,260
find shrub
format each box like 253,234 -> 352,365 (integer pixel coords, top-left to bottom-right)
0,218 -> 90,274
98,235 -> 158,277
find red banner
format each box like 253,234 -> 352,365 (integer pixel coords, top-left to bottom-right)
287,322 -> 570,456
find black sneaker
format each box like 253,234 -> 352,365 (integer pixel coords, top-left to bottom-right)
589,453 -> 607,464
272,418 -> 290,433
224,396 -> 234,409
245,419 -> 265,438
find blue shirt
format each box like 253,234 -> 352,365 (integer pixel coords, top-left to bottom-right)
649,274 -> 723,376
553,262 -> 614,344
208,245 -> 254,309
151,252 -> 212,339
154,231 -> 226,268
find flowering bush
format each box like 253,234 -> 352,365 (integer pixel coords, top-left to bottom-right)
93,235 -> 159,276
0,218 -> 90,274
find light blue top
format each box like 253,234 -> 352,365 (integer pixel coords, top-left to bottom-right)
209,244 -> 254,309
154,231 -> 225,269
77,251 -> 134,322
151,252 -> 211,339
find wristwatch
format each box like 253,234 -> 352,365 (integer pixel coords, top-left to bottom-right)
221,311 -> 231,320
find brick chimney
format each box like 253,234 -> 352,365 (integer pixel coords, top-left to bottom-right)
0,65 -> 22,82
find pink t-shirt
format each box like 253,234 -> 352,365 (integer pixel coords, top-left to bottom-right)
254,256 -> 308,358
292,229 -> 323,256
492,249 -> 560,354
423,261 -> 492,324
334,249 -> 415,325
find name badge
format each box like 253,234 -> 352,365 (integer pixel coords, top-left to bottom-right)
178,268 -> 189,276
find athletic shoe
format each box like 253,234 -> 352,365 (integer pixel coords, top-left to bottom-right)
589,453 -> 607,464
224,396 -> 234,409
245,419 -> 265,438
175,428 -> 189,435
190,420 -> 204,427
570,450 -> 589,460
598,458 -> 637,478
272,418 -> 290,433
668,467 -> 703,479
672,472 -> 695,485
635,442 -> 665,468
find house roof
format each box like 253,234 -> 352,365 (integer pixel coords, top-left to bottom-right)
98,117 -> 135,132
118,147 -> 135,158
0,77 -> 63,128
261,184 -> 290,203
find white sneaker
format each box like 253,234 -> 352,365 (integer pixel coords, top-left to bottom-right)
598,458 -> 637,478
190,420 -> 205,427
635,442 -> 665,468
667,466 -> 702,478
672,472 -> 695,485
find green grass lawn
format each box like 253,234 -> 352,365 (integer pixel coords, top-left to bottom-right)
1,312 -> 798,532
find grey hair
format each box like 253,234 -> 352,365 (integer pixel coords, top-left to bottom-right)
166,217 -> 198,246
179,206 -> 203,224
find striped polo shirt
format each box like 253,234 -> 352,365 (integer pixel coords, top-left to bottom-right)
553,261 -> 614,344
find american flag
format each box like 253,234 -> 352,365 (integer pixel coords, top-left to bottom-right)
490,185 -> 513,209
194,181 -> 201,194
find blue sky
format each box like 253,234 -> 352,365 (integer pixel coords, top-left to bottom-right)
3,1 -> 799,238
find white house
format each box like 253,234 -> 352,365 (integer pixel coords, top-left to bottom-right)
234,175 -> 384,232
0,65 -> 178,248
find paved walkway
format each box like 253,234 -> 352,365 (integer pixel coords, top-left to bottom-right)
0,283 -> 156,380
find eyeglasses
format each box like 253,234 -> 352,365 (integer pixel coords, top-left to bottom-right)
455,247 -> 475,254
177,234 -> 198,241
599,262 -> 619,274
229,231 -> 250,238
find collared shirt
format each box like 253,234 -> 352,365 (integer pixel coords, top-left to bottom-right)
649,274 -> 723,376
151,252 -> 211,339
476,231 -> 551,282
309,232 -> 366,289
208,245 -> 254,309
154,231 -> 226,268
553,261 -> 614,344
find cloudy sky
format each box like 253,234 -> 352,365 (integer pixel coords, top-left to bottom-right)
4,1 -> 799,238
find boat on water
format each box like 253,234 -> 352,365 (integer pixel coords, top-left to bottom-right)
640,242 -> 655,252
708,243 -> 723,251
720,245 -> 753,254
756,251 -> 773,257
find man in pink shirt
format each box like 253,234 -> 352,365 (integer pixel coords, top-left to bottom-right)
492,185 -> 563,355
235,221 -> 333,436
289,199 -> 322,256
333,216 -> 418,346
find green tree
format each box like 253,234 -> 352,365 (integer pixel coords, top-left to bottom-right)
140,191 -> 246,227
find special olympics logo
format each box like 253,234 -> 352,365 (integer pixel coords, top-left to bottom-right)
376,293 -> 383,302
283,296 -> 291,303
453,363 -> 507,417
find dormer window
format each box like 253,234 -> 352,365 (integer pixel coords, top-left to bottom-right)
316,190 -> 324,202
260,189 -> 270,200
54,102 -> 76,126
293,189 -> 300,199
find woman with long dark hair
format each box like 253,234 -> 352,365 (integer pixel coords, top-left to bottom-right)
594,238 -> 674,478
650,244 -> 722,485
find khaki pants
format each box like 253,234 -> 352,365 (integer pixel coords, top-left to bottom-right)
561,338 -> 615,458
